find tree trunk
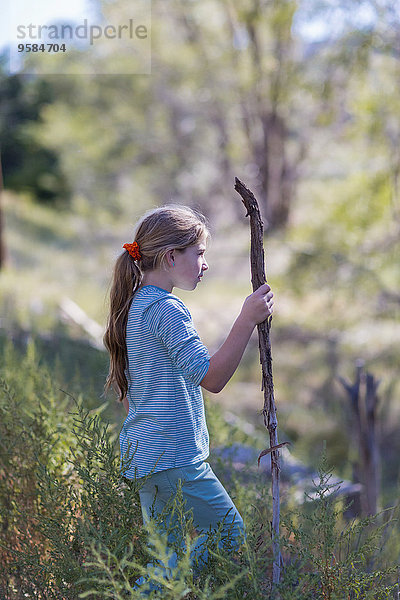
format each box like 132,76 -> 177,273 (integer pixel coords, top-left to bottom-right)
259,112 -> 293,230
339,361 -> 380,515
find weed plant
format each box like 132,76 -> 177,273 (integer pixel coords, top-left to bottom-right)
279,455 -> 398,599
0,342 -> 398,599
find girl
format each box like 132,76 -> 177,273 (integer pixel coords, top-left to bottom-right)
104,204 -> 273,583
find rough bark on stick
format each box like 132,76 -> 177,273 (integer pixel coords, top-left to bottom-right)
234,176 -> 285,586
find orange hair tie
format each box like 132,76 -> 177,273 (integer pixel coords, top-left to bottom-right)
123,241 -> 141,261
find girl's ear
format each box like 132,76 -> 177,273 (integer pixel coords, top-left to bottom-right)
166,249 -> 175,267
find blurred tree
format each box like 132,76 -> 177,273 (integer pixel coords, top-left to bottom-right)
0,62 -> 69,204
222,0 -> 302,227
0,148 -> 4,269
136,0 -> 306,228
6,0 -> 400,234
26,0 -> 310,228
286,0 -> 400,298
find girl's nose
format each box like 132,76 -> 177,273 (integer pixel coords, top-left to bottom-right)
203,259 -> 209,271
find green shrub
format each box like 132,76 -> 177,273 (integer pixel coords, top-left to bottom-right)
0,343 -> 398,599
279,453 -> 398,599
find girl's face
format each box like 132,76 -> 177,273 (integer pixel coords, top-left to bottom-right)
172,239 -> 209,291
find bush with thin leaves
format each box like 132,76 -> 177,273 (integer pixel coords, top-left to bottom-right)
1,342 -> 399,599
279,453 -> 398,599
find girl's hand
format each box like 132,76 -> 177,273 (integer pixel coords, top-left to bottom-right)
240,283 -> 274,327
201,283 -> 274,393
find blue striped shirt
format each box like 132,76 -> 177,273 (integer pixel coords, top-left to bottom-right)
120,284 -> 210,479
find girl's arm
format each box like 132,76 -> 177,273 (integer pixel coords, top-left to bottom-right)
200,284 -> 273,394
122,397 -> 129,415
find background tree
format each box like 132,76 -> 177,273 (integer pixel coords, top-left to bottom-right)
25,0 -> 314,229
0,63 -> 69,204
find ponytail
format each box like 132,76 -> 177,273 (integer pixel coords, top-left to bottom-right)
103,252 -> 142,401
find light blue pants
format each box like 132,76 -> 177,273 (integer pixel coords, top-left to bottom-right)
138,460 -> 245,576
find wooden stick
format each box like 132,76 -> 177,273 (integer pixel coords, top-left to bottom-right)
234,177 -> 282,587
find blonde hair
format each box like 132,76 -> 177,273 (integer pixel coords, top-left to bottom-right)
103,204 -> 210,401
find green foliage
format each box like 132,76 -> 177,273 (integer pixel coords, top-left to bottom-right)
0,61 -> 69,203
0,343 -> 143,599
0,331 -> 110,414
279,453 -> 397,599
0,345 -> 398,599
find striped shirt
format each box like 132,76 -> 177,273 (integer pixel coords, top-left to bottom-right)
120,284 -> 210,479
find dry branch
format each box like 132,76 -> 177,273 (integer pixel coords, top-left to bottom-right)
59,297 -> 104,349
234,177 -> 284,587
